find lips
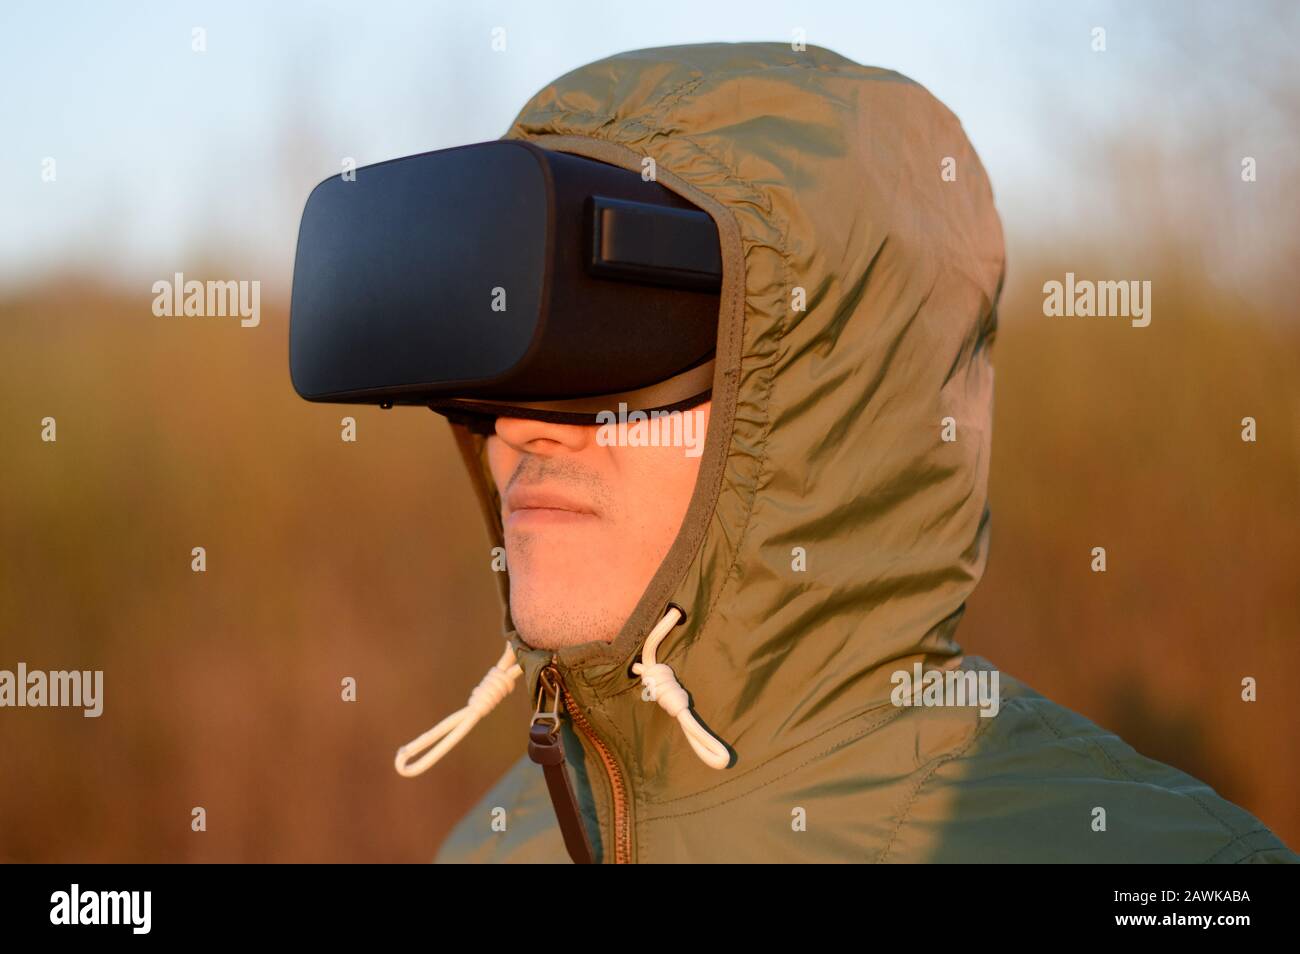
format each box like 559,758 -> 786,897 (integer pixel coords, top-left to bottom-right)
504,485 -> 598,524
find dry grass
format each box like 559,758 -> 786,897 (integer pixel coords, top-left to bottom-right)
1,264 -> 1296,859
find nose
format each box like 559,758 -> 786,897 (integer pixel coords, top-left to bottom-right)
492,415 -> 591,454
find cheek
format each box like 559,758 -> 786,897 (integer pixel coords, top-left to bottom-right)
615,444 -> 703,535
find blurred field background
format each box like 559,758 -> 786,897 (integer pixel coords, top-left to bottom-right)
1,1 -> 1297,860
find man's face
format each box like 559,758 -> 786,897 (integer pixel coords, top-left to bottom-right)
485,402 -> 710,649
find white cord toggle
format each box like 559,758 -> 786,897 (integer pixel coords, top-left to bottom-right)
394,643 -> 522,778
632,607 -> 730,769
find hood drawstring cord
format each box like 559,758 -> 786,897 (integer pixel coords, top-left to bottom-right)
394,606 -> 730,777
394,644 -> 522,777
632,606 -> 731,769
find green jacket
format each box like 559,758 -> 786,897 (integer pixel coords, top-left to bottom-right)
432,42 -> 1297,863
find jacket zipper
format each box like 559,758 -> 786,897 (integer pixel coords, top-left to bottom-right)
537,661 -> 632,864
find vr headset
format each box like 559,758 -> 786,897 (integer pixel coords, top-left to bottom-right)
289,140 -> 722,432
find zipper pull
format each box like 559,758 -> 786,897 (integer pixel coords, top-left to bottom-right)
528,665 -> 595,864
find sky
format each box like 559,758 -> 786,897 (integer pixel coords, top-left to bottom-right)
2,0 -> 1295,306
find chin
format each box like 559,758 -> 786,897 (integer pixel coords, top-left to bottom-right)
510,579 -> 627,648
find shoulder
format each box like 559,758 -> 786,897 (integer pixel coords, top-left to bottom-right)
893,661 -> 1298,863
433,753 -> 570,864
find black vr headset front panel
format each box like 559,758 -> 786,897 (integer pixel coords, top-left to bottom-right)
288,140 -> 721,408
289,142 -> 548,403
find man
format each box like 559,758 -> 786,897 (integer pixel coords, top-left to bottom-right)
407,42 -> 1296,862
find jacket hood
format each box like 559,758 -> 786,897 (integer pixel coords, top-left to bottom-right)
443,40 -> 1004,820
